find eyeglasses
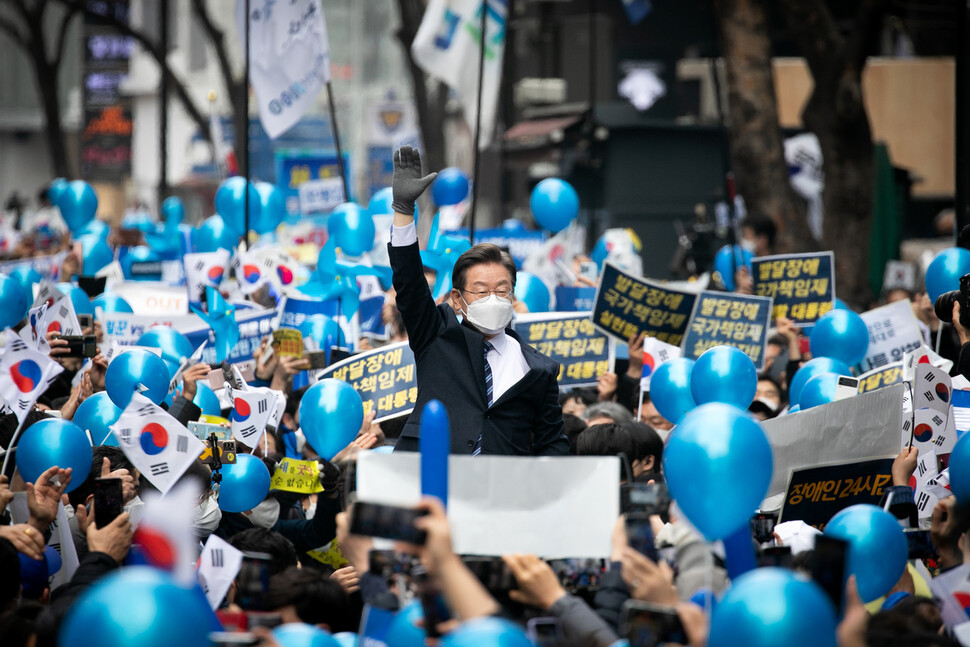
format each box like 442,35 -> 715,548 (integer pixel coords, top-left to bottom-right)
461,289 -> 513,300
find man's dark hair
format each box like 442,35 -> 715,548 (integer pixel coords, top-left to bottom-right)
743,214 -> 777,249
575,423 -> 636,459
451,243 -> 517,292
285,386 -> 309,420
67,446 -> 136,508
767,333 -> 788,348
562,414 -> 587,455
0,537 -> 21,612
623,422 -> 663,471
227,529 -> 298,577
867,596 -> 955,647
265,566 -> 353,632
0,409 -> 51,451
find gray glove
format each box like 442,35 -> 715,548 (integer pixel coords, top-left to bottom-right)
391,146 -> 437,216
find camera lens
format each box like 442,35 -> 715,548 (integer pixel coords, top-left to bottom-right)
935,290 -> 960,323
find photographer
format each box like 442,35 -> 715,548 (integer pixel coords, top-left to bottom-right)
950,301 -> 970,380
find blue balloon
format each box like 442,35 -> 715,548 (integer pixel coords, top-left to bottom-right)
328,203 -> 376,257
431,167 -> 470,206
218,453 -> 271,513
440,617 -> 532,647
663,403 -> 772,540
798,372 -> 843,410
10,265 -> 42,296
951,432 -> 970,506
105,349 -> 170,408
834,297 -> 849,310
273,623 -> 341,647
824,504 -> 908,603
420,400 -> 450,506
332,633 -> 358,647
137,325 -> 193,378
368,187 -> 394,216
48,178 -> 68,205
215,177 -> 261,235
788,357 -> 852,405
514,271 -> 550,313
161,196 -> 185,229
193,215 -> 239,253
0,274 -> 28,329
58,566 -> 218,647
121,246 -> 162,281
810,310 -> 869,366
298,315 -> 343,352
925,247 -> 970,302
386,601 -> 426,647
299,379 -> 364,460
709,568 -> 837,647
530,178 -> 579,233
91,293 -> 133,315
501,219 -> 526,232
57,180 -> 98,234
252,182 -> 285,234
713,245 -> 753,291
16,419 -> 92,494
79,235 -> 114,276
690,345 -> 758,408
649,358 -> 696,424
193,383 -> 221,417
74,392 -> 124,446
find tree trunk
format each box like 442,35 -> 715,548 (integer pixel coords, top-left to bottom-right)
714,0 -> 816,253
26,24 -> 70,178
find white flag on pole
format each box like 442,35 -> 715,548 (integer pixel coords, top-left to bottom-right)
236,0 -> 331,139
411,0 -> 508,149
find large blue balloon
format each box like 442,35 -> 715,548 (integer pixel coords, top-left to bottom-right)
193,215 -> 238,253
810,310 -> 869,366
79,235 -> 114,276
48,178 -> 68,205
386,601 -> 426,647
299,315 -> 343,351
57,180 -> 98,234
925,247 -> 970,302
16,419 -> 92,493
273,624 -> 341,647
299,379 -> 364,460
530,178 -> 579,233
0,274 -> 28,329
10,265 -> 42,297
663,403 -> 772,540
514,271 -> 550,313
440,617 -> 532,647
649,358 -> 696,424
137,325 -> 193,378
328,203 -> 376,257
78,218 -> 110,240
215,177 -> 261,235
58,566 -> 218,647
709,568 -> 837,647
690,345 -> 757,408
218,453 -> 271,513
74,392 -> 124,446
121,246 -> 162,281
160,196 -> 184,229
951,432 -> 970,506
193,383 -> 221,417
824,504 -> 908,603
713,245 -> 753,291
105,349 -> 170,408
91,293 -> 133,315
798,372 -> 842,410
788,357 -> 852,406
253,182 -> 285,234
431,167 -> 470,206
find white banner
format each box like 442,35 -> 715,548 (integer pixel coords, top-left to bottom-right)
237,0 -> 331,139
857,300 -> 924,372
110,283 -> 190,315
101,313 -> 207,346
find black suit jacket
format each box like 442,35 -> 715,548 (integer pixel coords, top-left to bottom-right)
389,240 -> 569,456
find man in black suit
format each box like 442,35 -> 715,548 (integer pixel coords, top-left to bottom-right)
388,146 -> 569,456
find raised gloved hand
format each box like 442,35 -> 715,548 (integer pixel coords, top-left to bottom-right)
391,146 -> 437,216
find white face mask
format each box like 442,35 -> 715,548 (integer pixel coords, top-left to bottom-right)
194,495 -> 223,534
740,238 -> 757,253
305,500 -> 317,520
461,294 -> 514,336
247,498 -> 281,529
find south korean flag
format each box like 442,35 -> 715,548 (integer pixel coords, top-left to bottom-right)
36,294 -> 82,353
226,385 -> 275,448
184,250 -> 230,304
197,534 -> 243,609
111,393 -> 205,494
232,249 -> 269,296
0,331 -> 64,425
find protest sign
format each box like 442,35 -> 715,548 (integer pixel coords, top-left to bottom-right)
200,309 -> 278,366
857,363 -> 904,394
592,263 -> 695,345
953,389 -> 970,434
856,300 -> 924,372
356,453 -> 620,558
279,294 -> 339,328
555,286 -> 597,312
110,283 -> 189,315
752,251 -> 834,325
318,342 -> 416,423
513,312 -> 614,389
270,458 -> 324,494
298,177 -> 345,214
681,291 -> 772,369
102,313 -> 205,346
779,457 -> 895,529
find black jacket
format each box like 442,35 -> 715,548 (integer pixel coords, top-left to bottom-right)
389,241 -> 569,456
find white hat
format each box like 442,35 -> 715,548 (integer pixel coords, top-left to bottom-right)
773,520 -> 822,554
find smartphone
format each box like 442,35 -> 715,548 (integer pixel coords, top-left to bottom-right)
236,551 -> 273,611
305,350 -> 329,370
811,535 -> 848,612
579,261 -> 598,283
905,529 -> 936,560
208,368 -> 227,391
348,501 -> 428,545
208,632 -> 260,646
462,557 -> 517,594
58,334 -> 97,358
620,483 -> 670,521
625,513 -> 658,562
413,565 -> 451,639
620,600 -> 688,647
759,545 -> 793,569
527,617 -> 563,647
768,346 -> 789,382
750,512 -> 778,544
77,313 -> 94,331
93,477 -> 123,529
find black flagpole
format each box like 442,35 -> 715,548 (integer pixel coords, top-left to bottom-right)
243,0 -> 251,250
469,1 -> 489,245
326,81 -> 350,203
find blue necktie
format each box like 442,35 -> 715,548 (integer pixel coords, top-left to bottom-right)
473,340 -> 494,455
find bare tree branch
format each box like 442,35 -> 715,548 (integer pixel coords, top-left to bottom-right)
52,3 -> 78,69
189,0 -> 239,93
0,14 -> 28,47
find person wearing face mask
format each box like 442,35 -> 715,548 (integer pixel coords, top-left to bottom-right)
387,146 -> 569,456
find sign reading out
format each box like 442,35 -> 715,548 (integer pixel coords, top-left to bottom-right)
513,312 -> 614,389
752,252 -> 834,325
592,263 -> 696,345
780,458 -> 894,529
319,342 -> 416,423
681,291 -> 772,369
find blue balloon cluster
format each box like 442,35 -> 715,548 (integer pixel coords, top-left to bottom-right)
193,215 -> 238,253
16,419 -> 92,493
218,454 -> 271,513
530,178 -> 578,233
690,346 -> 757,409
787,357 -> 852,405
299,379 -> 364,460
810,309 -> 869,366
824,504 -> 908,603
